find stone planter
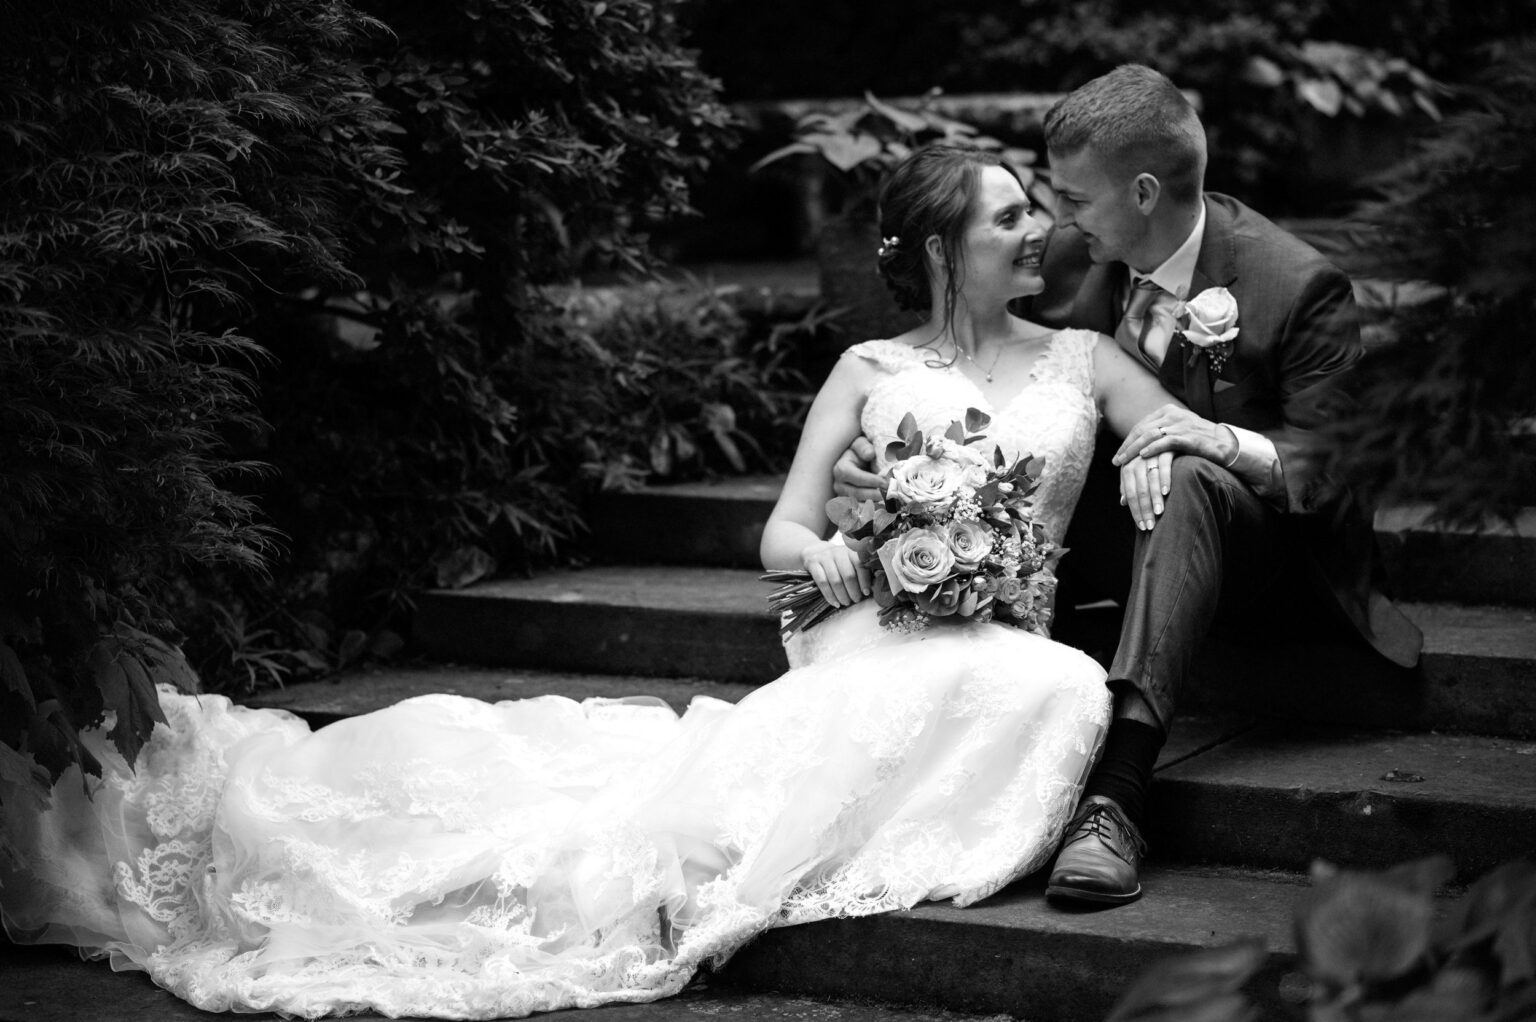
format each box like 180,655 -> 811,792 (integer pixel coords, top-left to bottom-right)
815,212 -> 920,348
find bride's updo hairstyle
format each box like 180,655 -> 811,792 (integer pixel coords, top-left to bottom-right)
876,143 -> 1023,337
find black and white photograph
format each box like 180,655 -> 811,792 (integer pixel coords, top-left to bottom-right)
2,2 -> 1533,1020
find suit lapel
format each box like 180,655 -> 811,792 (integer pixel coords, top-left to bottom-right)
1179,197 -> 1239,419
1193,195 -> 1239,290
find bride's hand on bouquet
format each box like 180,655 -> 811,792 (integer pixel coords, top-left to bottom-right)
801,539 -> 872,607
832,437 -> 885,503
1119,449 -> 1174,531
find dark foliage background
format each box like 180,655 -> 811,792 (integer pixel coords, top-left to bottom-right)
1106,856 -> 1536,1021
0,0 -> 390,820
194,0 -> 743,691
683,0 -> 1526,98
1321,39 -> 1536,522
683,0 -> 1529,217
0,0 -> 756,826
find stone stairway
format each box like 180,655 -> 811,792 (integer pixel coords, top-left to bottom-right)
252,478 -> 1536,1022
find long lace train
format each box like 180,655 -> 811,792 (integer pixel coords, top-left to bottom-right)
2,606 -> 1107,1018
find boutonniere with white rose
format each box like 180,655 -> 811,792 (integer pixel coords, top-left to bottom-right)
1174,286 -> 1240,375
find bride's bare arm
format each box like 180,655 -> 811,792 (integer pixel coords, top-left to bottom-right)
1091,337 -> 1188,530
761,355 -> 876,606
1092,336 -> 1185,437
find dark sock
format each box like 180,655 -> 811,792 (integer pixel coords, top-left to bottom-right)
1083,720 -> 1165,825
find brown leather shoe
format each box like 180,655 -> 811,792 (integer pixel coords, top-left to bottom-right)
1046,796 -> 1147,905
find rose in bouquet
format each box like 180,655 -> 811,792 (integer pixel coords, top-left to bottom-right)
764,408 -> 1063,640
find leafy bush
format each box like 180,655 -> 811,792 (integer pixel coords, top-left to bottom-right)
688,1 -> 1513,218
1105,856 -> 1536,1021
193,0 -> 739,690
0,0 -> 737,835
947,5 -> 1455,215
1245,41 -> 1446,121
0,0 -> 395,826
751,91 -> 1053,221
683,0 -> 1513,105
682,0 -> 998,101
356,0 -> 734,284
541,282 -> 817,494
185,279 -> 815,689
1319,39 -> 1536,523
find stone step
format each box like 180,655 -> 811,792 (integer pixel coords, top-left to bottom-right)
415,566 -> 777,684
254,668 -> 1536,884
581,474 -> 783,568
718,864 -> 1304,1022
414,565 -> 1536,737
0,940 -> 985,1022
1146,723 -> 1536,882
583,477 -> 1536,606
1376,504 -> 1536,606
1182,602 -> 1536,739
247,664 -> 758,727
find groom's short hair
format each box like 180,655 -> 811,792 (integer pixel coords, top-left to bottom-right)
1044,64 -> 1207,205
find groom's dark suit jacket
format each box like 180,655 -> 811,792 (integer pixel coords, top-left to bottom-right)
1025,191 -> 1421,669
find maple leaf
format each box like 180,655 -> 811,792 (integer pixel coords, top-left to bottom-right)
89,636 -> 168,769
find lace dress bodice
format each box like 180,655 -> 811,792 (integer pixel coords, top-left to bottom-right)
850,330 -> 1101,545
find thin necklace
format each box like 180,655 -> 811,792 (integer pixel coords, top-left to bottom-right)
955,342 -> 1002,383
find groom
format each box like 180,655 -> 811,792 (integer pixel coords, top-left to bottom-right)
834,64 -> 1422,905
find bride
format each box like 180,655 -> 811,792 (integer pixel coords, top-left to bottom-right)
0,144 -> 1181,1019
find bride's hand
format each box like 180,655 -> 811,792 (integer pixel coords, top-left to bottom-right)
801,539 -> 872,607
1119,450 -> 1173,530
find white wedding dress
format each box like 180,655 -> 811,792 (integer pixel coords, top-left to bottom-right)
0,331 -> 1111,1019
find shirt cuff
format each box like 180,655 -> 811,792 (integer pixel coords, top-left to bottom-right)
1220,424 -> 1284,501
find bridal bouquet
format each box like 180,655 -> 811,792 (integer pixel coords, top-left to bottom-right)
764,408 -> 1062,640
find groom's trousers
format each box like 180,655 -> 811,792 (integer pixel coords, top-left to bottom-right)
1104,455 -> 1353,733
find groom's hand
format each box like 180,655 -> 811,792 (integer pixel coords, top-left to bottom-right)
1113,405 -> 1239,469
832,437 -> 885,502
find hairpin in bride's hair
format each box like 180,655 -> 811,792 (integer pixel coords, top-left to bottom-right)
877,235 -> 901,258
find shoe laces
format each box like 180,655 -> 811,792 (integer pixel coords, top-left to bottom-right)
1063,800 -> 1147,861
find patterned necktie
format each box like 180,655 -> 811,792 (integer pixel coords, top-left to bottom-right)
1114,276 -> 1168,368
